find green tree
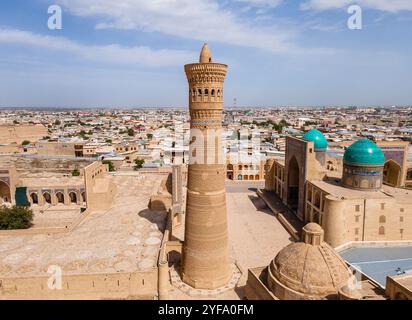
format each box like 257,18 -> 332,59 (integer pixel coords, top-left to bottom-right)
102,160 -> 116,172
146,133 -> 153,139
21,140 -> 31,146
0,206 -> 33,230
71,168 -> 80,176
54,119 -> 61,126
134,159 -> 145,169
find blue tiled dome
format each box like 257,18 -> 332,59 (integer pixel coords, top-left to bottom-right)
303,129 -> 328,150
343,139 -> 384,165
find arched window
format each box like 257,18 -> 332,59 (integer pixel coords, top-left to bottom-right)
56,192 -> 64,204
43,192 -> 52,204
198,89 -> 202,96
81,192 -> 86,203
30,193 -> 38,204
192,89 -> 196,96
217,90 -> 221,97
379,226 -> 385,235
379,215 -> 386,223
314,191 -> 321,208
211,89 -> 215,96
307,188 -> 312,202
69,192 -> 77,204
204,89 -> 209,96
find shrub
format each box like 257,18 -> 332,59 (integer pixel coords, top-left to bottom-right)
102,160 -> 116,172
72,168 -> 80,176
0,206 -> 33,230
134,159 -> 145,169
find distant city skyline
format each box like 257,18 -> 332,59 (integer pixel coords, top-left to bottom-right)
1,0 -> 412,108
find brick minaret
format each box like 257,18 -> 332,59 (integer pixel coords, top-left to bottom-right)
181,44 -> 231,289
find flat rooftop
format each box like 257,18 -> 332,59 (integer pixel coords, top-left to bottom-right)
0,174 -> 166,277
311,178 -> 412,203
339,245 -> 412,287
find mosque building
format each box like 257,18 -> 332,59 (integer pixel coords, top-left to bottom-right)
264,130 -> 412,248
245,222 -> 389,300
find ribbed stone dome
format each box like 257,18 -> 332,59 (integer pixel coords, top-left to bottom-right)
267,223 -> 351,300
343,139 -> 384,165
303,129 -> 328,150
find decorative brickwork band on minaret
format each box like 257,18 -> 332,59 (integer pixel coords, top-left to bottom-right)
181,44 -> 231,289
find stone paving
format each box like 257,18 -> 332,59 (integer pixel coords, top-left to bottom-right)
170,264 -> 242,298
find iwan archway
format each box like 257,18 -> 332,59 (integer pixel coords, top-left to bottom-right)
0,180 -> 11,204
287,156 -> 300,211
383,160 -> 401,187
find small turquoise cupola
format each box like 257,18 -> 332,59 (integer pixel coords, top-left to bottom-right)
343,139 -> 384,166
342,139 -> 384,191
303,129 -> 328,151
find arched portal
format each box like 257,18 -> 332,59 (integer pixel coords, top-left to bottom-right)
407,169 -> 412,180
287,156 -> 300,211
81,192 -> 86,203
30,193 -> 38,205
383,160 -> 401,187
0,180 -> 11,204
43,192 -> 52,204
56,192 -> 64,204
69,192 -> 77,204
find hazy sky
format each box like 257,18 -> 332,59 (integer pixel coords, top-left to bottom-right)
0,0 -> 411,108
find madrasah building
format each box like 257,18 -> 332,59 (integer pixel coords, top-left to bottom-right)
244,130 -> 412,300
263,129 -> 412,248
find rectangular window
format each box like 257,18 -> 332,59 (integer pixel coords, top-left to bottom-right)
400,208 -> 404,213
355,228 -> 359,235
400,216 -> 404,222
355,215 -> 360,223
355,205 -> 360,212
381,203 -> 385,210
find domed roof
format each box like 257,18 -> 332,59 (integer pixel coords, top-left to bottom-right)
303,222 -> 323,233
303,129 -> 328,150
267,223 -> 351,299
343,139 -> 384,166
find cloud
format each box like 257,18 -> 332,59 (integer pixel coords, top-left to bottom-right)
0,28 -> 193,66
234,0 -> 283,8
301,0 -> 412,12
57,0 -> 297,53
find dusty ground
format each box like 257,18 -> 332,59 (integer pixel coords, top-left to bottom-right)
0,174 -> 167,277
31,207 -> 82,229
226,181 -> 292,276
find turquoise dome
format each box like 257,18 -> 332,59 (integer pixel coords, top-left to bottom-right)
303,129 -> 328,150
343,139 -> 385,165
